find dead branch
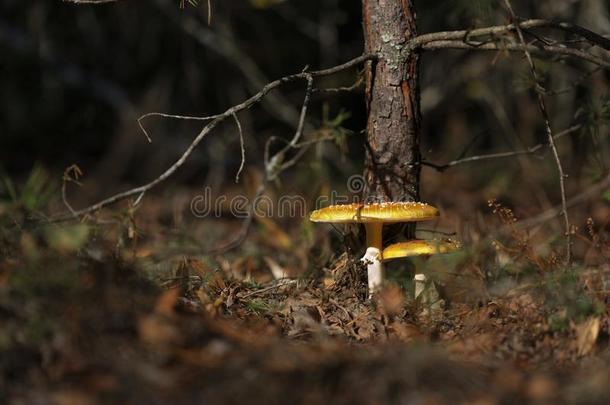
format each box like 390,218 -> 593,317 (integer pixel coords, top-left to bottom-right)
502,0 -> 571,263
210,74 -> 314,253
50,54 -> 375,222
422,124 -> 582,171
232,112 -> 246,184
411,19 -> 610,51
62,165 -> 84,218
420,41 -> 610,69
240,279 -> 298,299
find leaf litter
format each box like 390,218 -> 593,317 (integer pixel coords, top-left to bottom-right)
1,204 -> 610,404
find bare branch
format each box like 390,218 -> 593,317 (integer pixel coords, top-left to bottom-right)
213,73 -> 315,253
232,111 -> 246,184
137,111 -> 224,143
49,54 -> 375,222
544,67 -> 602,96
411,19 -> 610,51
422,125 -> 582,171
420,41 -> 610,69
240,279 -> 298,299
313,75 -> 364,94
61,165 -> 84,219
502,0 -> 571,262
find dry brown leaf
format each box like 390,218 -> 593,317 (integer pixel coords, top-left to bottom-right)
208,271 -> 227,291
154,288 -> 180,316
575,317 -> 600,356
187,258 -> 208,276
322,277 -> 335,289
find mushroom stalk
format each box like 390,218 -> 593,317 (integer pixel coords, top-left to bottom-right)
362,222 -> 384,297
360,247 -> 383,298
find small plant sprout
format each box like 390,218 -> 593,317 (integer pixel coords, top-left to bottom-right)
382,239 -> 460,299
309,202 -> 439,297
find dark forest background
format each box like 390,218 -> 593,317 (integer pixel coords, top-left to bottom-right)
2,0 -> 607,210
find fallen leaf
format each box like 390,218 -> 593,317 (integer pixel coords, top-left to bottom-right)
575,317 -> 600,356
154,288 -> 180,316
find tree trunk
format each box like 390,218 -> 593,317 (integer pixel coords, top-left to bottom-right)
362,0 -> 421,203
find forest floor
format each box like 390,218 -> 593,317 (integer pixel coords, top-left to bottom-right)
1,191 -> 610,404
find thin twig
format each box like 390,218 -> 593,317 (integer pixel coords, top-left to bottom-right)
240,279 -> 298,299
422,124 -> 582,171
137,111 -> 223,143
313,75 -> 364,94
411,19 -> 610,51
274,74 -> 315,175
49,54 -> 375,222
212,74 -> 315,253
544,67 -> 602,96
61,165 -> 83,219
420,41 -> 610,69
232,111 -> 246,183
502,0 -> 571,263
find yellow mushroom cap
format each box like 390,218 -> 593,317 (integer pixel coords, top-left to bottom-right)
309,202 -> 439,224
382,239 -> 460,260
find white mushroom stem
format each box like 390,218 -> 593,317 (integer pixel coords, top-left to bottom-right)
361,247 -> 383,298
362,222 -> 384,297
414,273 -> 426,299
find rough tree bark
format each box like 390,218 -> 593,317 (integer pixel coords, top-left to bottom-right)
362,0 -> 421,203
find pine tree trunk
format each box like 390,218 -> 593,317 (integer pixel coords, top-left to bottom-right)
362,0 -> 421,203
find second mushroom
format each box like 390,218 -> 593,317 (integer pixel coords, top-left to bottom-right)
310,202 -> 439,296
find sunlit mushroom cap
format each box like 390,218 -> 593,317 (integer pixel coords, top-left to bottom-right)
382,239 -> 460,260
309,202 -> 439,223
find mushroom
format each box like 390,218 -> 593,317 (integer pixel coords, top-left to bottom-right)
309,202 -> 439,296
383,239 -> 460,298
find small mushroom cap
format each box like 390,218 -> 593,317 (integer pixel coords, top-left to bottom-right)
309,202 -> 439,223
382,239 -> 460,260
